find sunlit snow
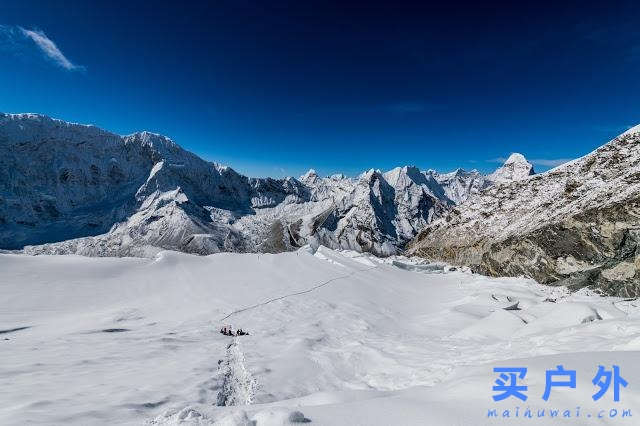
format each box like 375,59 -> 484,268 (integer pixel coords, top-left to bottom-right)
2,247 -> 639,425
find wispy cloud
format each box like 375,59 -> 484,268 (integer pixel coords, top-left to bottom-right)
272,166 -> 287,178
487,157 -> 508,164
488,157 -> 571,168
529,158 -> 572,167
0,25 -> 84,71
18,27 -> 84,71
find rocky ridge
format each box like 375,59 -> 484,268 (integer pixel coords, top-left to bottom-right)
408,127 -> 640,296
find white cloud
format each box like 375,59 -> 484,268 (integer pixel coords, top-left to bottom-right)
529,158 -> 572,167
488,157 -> 508,164
18,27 -> 84,71
488,157 -> 570,168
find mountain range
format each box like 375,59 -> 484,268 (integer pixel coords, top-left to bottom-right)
1,113 -> 528,257
5,112 -> 636,295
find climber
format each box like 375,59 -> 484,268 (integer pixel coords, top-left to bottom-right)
220,326 -> 234,336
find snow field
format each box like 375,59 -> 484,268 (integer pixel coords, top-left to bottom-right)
2,247 -> 639,425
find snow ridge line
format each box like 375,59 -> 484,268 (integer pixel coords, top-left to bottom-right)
219,264 -> 378,321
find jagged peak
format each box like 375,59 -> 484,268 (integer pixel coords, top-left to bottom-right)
383,165 -> 425,187
359,168 -> 383,180
448,168 -> 466,178
436,168 -> 470,180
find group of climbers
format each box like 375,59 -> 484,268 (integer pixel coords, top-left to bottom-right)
220,326 -> 249,337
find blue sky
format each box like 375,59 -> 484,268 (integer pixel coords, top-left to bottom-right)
1,1 -> 639,178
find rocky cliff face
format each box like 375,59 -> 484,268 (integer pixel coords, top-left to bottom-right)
408,129 -> 640,297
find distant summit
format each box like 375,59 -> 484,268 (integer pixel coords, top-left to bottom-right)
300,169 -> 318,183
488,152 -> 535,183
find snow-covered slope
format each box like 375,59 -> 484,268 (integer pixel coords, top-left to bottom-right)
2,248 -> 639,425
408,128 -> 640,296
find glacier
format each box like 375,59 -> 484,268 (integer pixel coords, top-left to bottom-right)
2,248 -> 640,425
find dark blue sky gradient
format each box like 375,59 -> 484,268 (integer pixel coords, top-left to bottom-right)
1,1 -> 639,177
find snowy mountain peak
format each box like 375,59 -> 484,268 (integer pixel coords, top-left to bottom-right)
126,131 -> 181,155
300,169 -> 319,184
505,152 -> 527,163
359,168 -> 382,181
382,166 -> 422,187
488,152 -> 535,183
301,168 -> 317,179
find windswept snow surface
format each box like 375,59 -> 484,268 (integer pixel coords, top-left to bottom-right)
2,248 -> 639,425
